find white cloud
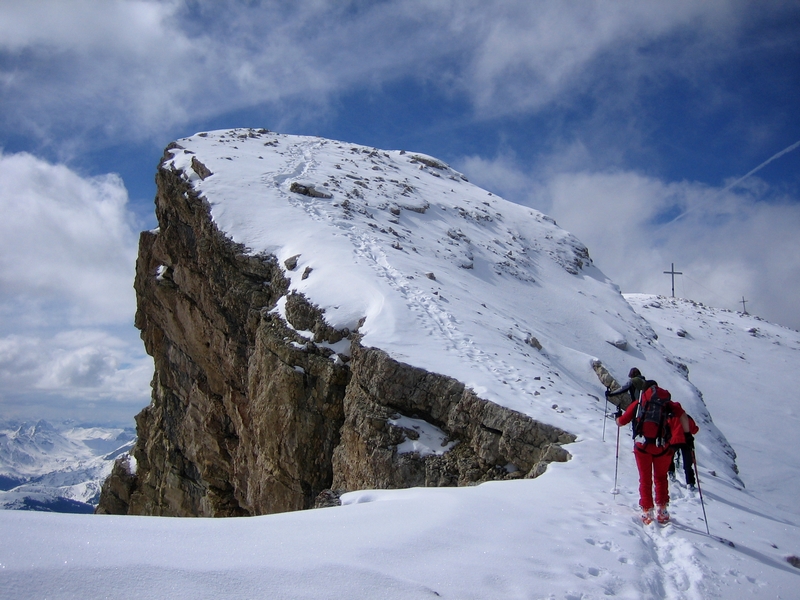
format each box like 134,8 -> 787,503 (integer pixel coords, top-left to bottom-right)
0,152 -> 150,423
0,151 -> 138,327
0,0 -> 197,141
0,0 -> 765,145
457,153 -> 532,201
460,155 -> 800,331
0,330 -> 151,401
0,0 -> 169,52
462,0 -> 743,116
0,328 -> 152,426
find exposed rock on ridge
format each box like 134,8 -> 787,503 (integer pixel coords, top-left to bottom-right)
97,143 -> 575,517
333,344 -> 574,492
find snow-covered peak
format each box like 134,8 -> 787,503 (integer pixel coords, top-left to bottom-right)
0,420 -> 135,511
163,129 -> 721,458
0,420 -> 134,479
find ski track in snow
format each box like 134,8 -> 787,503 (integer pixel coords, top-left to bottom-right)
586,475 -> 714,599
641,518 -> 705,599
214,134 -> 594,425
270,138 -> 535,403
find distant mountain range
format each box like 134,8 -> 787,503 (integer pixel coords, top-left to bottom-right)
0,419 -> 135,513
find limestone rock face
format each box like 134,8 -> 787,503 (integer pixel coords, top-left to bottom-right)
96,149 -> 349,517
332,344 -> 574,491
95,456 -> 136,515
96,145 -> 575,517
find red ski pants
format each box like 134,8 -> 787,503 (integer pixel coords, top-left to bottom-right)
634,447 -> 674,510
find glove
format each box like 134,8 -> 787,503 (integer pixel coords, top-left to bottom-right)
616,407 -> 623,419
684,432 -> 694,449
604,389 -> 611,398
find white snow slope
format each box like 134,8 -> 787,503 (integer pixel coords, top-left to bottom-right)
1,129 -> 797,599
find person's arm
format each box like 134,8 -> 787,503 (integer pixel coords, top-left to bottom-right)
679,413 -> 690,433
616,400 -> 638,427
678,412 -> 695,448
606,380 -> 632,397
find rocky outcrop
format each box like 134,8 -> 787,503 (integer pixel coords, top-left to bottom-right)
95,455 -> 136,515
332,344 -> 574,492
96,146 -> 575,517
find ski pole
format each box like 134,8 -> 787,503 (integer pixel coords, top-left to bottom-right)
612,412 -> 621,495
692,447 -> 710,535
602,388 -> 609,442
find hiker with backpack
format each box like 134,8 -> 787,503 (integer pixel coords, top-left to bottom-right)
615,380 -> 691,525
605,367 -> 647,410
668,412 -> 700,489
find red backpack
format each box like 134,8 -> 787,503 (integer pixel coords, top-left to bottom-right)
634,384 -> 673,447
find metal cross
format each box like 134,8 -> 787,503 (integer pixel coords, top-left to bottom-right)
663,263 -> 682,298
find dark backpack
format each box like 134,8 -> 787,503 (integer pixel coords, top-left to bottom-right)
634,383 -> 673,447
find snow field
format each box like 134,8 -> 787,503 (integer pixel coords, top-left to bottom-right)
2,435 -> 796,598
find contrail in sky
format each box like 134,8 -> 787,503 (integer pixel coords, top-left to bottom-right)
665,138 -> 800,226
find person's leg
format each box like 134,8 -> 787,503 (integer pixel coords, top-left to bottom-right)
634,450 -> 654,510
653,450 -> 674,523
653,451 -> 674,507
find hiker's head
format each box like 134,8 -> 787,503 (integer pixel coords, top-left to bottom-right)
629,367 -> 641,378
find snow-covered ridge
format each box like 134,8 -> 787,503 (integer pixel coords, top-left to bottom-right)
625,294 -> 800,511
163,129 -> 729,462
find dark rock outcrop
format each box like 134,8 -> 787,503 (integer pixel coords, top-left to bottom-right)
96,146 -> 575,517
332,344 -> 574,491
95,456 -> 136,515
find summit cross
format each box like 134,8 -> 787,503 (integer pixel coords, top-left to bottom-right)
663,263 -> 682,298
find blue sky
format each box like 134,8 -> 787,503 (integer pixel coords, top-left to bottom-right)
1,0 -> 799,424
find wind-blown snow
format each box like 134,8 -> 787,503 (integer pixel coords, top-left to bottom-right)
2,130 -> 797,598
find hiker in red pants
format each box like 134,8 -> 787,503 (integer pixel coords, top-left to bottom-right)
616,380 -> 688,525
